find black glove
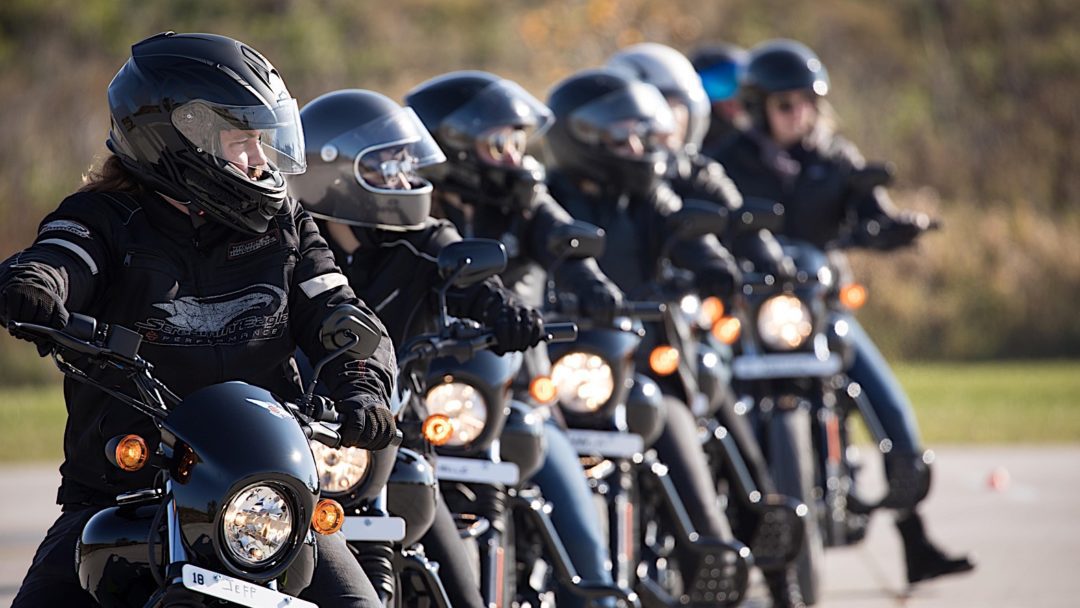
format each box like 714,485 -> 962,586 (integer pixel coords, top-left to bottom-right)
491,305 -> 544,355
580,282 -> 623,324
693,262 -> 740,300
857,212 -> 934,251
339,398 -> 397,450
1,283 -> 69,356
0,283 -> 69,329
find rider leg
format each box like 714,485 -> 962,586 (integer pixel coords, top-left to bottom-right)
846,316 -> 973,584
531,418 -> 617,608
11,506 -> 99,608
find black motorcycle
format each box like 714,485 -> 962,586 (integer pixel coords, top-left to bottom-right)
726,166 -> 918,605
541,211 -> 752,608
9,304 -> 389,608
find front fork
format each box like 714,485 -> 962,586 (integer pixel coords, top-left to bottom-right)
474,483 -> 510,608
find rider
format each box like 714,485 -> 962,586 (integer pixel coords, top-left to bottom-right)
544,67 -> 748,598
0,32 -> 398,607
608,41 -> 806,606
689,42 -> 750,157
712,38 -> 975,586
403,70 -> 626,607
289,88 -> 548,608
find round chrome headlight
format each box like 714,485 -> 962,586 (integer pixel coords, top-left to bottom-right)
310,441 -> 371,496
551,352 -> 615,413
425,382 -> 488,447
757,294 -> 813,351
221,484 -> 294,567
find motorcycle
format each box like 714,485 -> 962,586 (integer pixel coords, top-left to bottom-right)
544,211 -> 751,608
9,304 -> 390,608
726,163 -> 924,605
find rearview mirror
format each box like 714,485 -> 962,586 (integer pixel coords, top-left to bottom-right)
319,304 -> 383,358
668,199 -> 729,240
546,220 -> 606,260
437,239 -> 508,288
849,163 -> 894,193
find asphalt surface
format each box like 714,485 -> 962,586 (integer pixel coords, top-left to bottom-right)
2,446 -> 1078,606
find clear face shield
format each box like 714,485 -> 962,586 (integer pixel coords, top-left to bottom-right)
172,98 -> 307,180
437,78 -> 554,162
567,82 -> 677,161
346,107 -> 447,195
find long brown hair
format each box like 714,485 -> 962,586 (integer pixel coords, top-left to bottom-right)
79,154 -> 145,194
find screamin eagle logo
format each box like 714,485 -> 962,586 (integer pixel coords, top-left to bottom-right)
135,284 -> 289,346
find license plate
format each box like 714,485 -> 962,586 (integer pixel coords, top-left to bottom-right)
342,516 -> 406,542
436,456 -> 520,486
182,564 -> 314,608
564,429 -> 644,458
732,353 -> 843,380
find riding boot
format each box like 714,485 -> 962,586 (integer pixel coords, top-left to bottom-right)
765,566 -> 806,608
896,511 -> 975,585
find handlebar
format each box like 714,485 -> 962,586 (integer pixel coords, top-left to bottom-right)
8,314 -> 144,367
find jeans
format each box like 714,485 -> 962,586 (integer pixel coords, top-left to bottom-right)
531,419 -> 617,608
845,314 -> 922,453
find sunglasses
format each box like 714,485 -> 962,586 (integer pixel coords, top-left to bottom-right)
770,94 -> 816,115
483,128 -> 529,165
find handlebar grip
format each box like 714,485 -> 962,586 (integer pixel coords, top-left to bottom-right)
620,301 -> 666,321
305,422 -> 342,448
543,322 -> 578,343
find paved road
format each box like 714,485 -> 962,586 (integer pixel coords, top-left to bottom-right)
2,446 -> 1078,606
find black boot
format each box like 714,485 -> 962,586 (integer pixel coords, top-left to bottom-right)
765,566 -> 806,608
896,511 -> 975,585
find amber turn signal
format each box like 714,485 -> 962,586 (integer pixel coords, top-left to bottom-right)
423,414 -> 454,446
114,434 -> 148,472
712,316 -> 742,345
311,498 -> 345,535
649,345 -> 680,376
701,296 -> 725,327
529,376 -> 557,404
840,283 -> 868,310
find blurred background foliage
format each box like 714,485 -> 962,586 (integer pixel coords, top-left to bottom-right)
0,0 -> 1077,384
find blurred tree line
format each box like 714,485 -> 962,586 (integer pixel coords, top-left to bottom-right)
0,0 -> 1077,383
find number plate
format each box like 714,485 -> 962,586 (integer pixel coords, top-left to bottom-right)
181,564 -> 315,608
564,429 -> 644,458
732,353 -> 843,380
436,456 -> 520,486
342,516 -> 407,542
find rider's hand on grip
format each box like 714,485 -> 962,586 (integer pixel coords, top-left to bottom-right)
580,282 -> 623,324
694,261 -> 741,300
491,305 -> 544,355
1,283 -> 69,355
340,399 -> 398,450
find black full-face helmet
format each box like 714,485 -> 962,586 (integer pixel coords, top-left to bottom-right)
106,32 -> 306,234
405,71 -> 554,211
742,39 -> 830,131
545,68 -> 675,197
289,89 -> 445,231
606,42 -> 711,155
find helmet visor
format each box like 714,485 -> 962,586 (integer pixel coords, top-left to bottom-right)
698,60 -> 744,102
440,79 -> 554,149
339,107 -> 446,193
172,98 -> 306,175
568,82 -> 676,159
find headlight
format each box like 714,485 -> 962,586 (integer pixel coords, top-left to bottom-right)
425,382 -> 487,447
310,441 -> 371,496
551,352 -> 615,413
757,294 -> 813,351
222,484 -> 293,567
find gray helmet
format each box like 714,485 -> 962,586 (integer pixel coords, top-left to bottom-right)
290,90 -> 446,231
607,42 -> 711,154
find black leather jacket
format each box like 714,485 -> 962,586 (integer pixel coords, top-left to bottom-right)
0,190 -> 396,505
546,170 -> 739,299
319,217 -> 519,348
435,188 -> 619,308
714,130 -> 913,249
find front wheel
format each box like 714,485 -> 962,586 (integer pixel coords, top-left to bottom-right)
766,403 -> 825,605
